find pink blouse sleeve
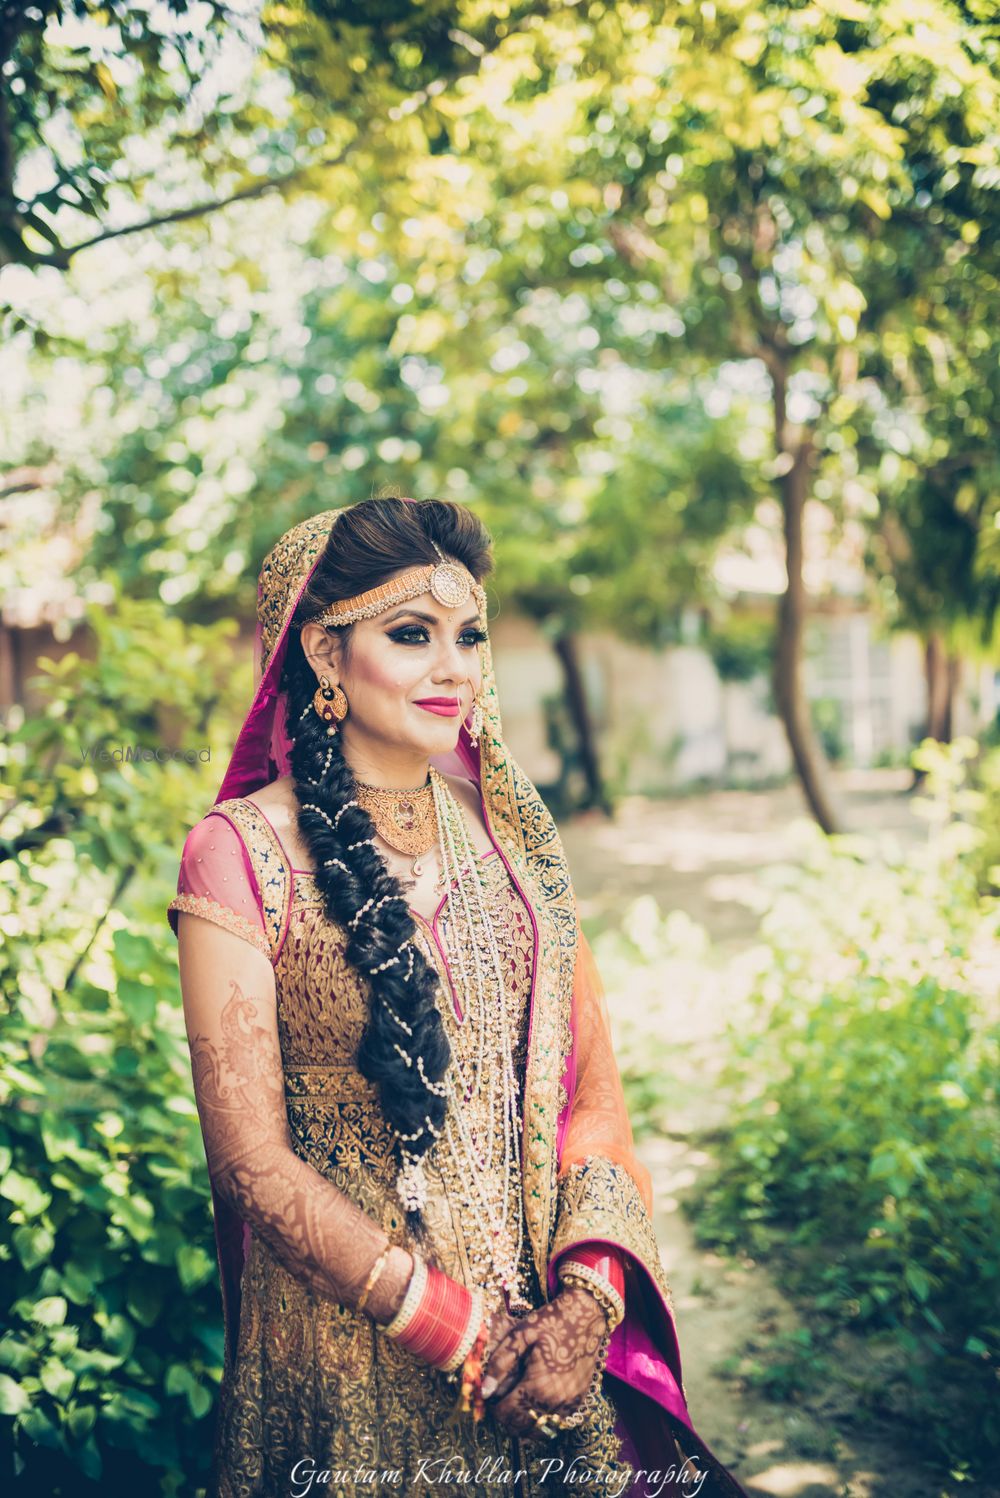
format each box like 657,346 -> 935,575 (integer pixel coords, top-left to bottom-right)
166,812 -> 269,959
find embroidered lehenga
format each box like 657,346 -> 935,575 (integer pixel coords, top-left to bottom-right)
167,511 -> 749,1498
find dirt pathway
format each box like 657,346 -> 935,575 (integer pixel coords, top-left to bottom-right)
559,770 -> 987,1498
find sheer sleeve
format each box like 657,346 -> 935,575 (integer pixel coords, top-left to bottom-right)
167,812 -> 269,959
557,924 -> 653,1213
548,919 -> 695,1465
173,881 -> 413,1330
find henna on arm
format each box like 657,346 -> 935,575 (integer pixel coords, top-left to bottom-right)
177,912 -> 412,1326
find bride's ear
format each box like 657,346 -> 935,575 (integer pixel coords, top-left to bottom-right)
300,621 -> 345,682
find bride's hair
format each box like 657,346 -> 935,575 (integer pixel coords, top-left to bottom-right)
280,494 -> 494,1241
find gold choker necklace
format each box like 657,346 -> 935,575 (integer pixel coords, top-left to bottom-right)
353,776 -> 437,862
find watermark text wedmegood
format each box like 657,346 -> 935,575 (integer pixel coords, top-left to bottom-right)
80,743 -> 210,766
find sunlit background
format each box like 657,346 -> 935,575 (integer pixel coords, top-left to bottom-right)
2,3 -> 998,1495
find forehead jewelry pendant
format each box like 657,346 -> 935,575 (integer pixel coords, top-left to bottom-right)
429,560 -> 472,608
429,541 -> 473,609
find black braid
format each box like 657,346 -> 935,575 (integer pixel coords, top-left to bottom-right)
278,496 -> 494,1244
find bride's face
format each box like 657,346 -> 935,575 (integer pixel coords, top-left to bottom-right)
301,577 -> 486,763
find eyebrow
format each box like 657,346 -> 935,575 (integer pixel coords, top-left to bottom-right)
382,608 -> 482,628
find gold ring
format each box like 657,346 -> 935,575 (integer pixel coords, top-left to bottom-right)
526,1406 -> 560,1439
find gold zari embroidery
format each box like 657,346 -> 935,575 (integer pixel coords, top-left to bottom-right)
166,893 -> 270,959
206,815 -> 632,1496
551,1154 -> 688,1405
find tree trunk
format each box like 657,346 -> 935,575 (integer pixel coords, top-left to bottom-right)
770,372 -> 840,834
552,630 -> 611,815
924,632 -> 953,742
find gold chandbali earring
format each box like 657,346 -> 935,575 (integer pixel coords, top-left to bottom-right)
313,674 -> 349,735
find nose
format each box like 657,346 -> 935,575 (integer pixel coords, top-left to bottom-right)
431,634 -> 472,691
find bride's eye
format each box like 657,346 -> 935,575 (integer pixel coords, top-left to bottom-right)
386,625 -> 487,647
387,626 -> 430,645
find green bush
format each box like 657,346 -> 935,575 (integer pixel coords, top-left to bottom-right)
689,742 -> 1000,1472
705,612 -> 774,685
0,599 -> 245,1493
968,741 -> 1000,897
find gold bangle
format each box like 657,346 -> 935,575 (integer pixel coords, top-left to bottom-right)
356,1243 -> 393,1316
558,1263 -> 625,1334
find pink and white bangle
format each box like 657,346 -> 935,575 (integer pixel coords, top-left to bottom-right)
381,1253 -> 485,1375
557,1244 -> 626,1298
557,1251 -> 626,1334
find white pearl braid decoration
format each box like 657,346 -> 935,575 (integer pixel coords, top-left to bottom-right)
300,769 -> 529,1311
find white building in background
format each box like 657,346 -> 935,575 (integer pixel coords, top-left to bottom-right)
488,604 -> 995,797
487,496 -> 998,796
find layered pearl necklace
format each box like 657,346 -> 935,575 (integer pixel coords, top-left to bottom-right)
432,769 -> 529,1313
390,768 -> 530,1313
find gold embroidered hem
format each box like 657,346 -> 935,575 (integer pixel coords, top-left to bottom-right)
551,1154 -> 688,1407
211,1228 -> 634,1498
166,892 -> 271,959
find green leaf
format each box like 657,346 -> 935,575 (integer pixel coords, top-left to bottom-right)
41,1115 -> 82,1161
904,1263 -> 931,1304
125,1278 -> 163,1328
164,1362 -> 190,1397
118,978 -> 157,1026
61,1261 -> 96,1304
13,1223 -> 55,1270
187,1379 -> 212,1418
39,1357 -> 75,1401
102,1313 -> 136,1359
176,1243 -> 214,1291
0,1336 -> 34,1374
78,1432 -> 103,1480
1,1169 -> 52,1217
0,1373 -> 29,1416
19,1405 -> 60,1448
32,1296 -> 68,1327
113,929 -> 155,975
66,1402 -> 97,1438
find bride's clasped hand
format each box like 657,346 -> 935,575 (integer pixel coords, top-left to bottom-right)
481,1286 -> 610,1441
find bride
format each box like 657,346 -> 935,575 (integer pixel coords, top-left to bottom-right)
168,495 -> 749,1497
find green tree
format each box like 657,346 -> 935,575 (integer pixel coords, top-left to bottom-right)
373,0 -> 1000,829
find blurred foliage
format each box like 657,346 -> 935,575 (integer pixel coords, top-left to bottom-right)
0,0 -> 234,272
809,694 -> 846,765
669,739 -> 1000,1476
4,0 -> 999,661
968,744 -> 1000,899
0,598 -> 244,1490
705,612 -> 775,684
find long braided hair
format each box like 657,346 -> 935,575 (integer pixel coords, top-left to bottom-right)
280,496 -> 494,1244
